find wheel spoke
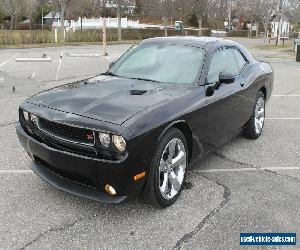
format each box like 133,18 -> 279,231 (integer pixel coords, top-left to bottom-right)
160,172 -> 169,196
169,171 -> 181,192
171,150 -> 186,169
257,108 -> 264,118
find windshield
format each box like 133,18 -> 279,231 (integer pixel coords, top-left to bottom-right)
109,43 -> 205,85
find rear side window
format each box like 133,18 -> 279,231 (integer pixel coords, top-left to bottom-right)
207,48 -> 239,84
233,49 -> 248,72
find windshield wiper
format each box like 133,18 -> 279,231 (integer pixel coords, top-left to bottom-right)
128,77 -> 161,83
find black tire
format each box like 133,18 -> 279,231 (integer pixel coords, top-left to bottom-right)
243,91 -> 266,139
142,128 -> 188,208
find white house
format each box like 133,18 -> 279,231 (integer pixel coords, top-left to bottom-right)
271,15 -> 290,39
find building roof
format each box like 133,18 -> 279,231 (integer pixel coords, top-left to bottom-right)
44,12 -> 60,19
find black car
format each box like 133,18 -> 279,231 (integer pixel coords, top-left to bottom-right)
16,37 -> 273,207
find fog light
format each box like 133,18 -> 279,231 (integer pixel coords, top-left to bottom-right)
133,171 -> 146,181
105,184 -> 116,196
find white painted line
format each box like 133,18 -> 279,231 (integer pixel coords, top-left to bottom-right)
0,54 -> 18,68
55,51 -> 63,81
192,166 -> 300,173
272,95 -> 300,97
266,118 -> 300,120
66,53 -> 100,57
15,58 -> 52,62
0,170 -> 33,174
30,71 -> 36,79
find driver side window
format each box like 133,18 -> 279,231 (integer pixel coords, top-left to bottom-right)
207,48 -> 239,84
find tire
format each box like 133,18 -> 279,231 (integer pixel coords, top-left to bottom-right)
142,128 -> 188,208
243,91 -> 266,139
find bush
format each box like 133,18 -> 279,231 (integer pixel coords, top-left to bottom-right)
0,30 -> 54,45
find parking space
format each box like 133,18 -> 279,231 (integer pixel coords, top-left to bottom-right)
0,38 -> 299,249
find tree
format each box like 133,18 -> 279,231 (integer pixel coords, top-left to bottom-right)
52,0 -> 71,35
24,0 -> 38,29
0,0 -> 24,30
192,0 -> 208,36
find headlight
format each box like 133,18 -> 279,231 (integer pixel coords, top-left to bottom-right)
30,114 -> 38,126
99,133 -> 111,147
112,135 -> 126,152
23,111 -> 29,122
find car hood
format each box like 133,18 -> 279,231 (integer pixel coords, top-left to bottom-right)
28,75 -> 191,125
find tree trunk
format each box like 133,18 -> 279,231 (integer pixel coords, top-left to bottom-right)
10,15 -> 14,31
263,23 -> 268,44
163,16 -> 168,37
14,15 -> 18,30
198,17 -> 202,36
60,4 -> 66,42
256,22 -> 259,37
117,1 -> 122,41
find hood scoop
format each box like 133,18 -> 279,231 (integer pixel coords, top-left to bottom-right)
130,90 -> 148,95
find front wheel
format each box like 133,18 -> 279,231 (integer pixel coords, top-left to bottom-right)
142,128 -> 188,208
243,91 -> 266,139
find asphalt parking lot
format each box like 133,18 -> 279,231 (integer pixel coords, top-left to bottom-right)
0,38 -> 299,249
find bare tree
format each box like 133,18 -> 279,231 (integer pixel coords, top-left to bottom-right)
192,0 -> 208,36
24,0 -> 38,30
52,0 -> 71,34
0,0 -> 23,30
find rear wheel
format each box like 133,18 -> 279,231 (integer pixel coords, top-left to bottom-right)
243,91 -> 265,139
143,128 -> 188,208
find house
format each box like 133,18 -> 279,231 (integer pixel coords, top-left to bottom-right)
43,12 -> 60,25
271,15 -> 290,39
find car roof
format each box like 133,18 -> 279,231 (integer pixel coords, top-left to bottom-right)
141,36 -> 255,62
142,36 -> 235,48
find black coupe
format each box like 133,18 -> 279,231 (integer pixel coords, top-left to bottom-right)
16,37 -> 273,207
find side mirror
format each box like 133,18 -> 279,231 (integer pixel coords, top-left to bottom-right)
109,61 -> 116,68
219,72 -> 235,84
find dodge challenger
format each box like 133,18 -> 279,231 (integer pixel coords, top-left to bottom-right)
16,37 -> 273,207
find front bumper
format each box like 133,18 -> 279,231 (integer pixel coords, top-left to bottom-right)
16,123 -> 147,203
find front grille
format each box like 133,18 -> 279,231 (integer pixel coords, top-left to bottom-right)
34,157 -> 96,189
38,117 -> 95,145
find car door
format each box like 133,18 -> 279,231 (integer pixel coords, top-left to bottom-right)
198,47 -> 248,150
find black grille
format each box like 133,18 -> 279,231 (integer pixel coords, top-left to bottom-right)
38,117 -> 95,145
34,157 -> 96,189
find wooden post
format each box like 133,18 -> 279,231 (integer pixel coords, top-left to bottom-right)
54,29 -> 58,43
103,17 -> 108,56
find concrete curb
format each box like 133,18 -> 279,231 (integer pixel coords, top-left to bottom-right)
15,58 -> 52,62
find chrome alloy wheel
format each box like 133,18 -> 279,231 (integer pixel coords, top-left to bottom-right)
254,96 -> 265,134
159,138 -> 187,200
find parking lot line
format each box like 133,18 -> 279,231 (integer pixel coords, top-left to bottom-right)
0,54 -> 18,68
55,50 -> 63,81
266,118 -> 300,120
0,170 -> 33,174
192,166 -> 300,173
272,95 -> 300,97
